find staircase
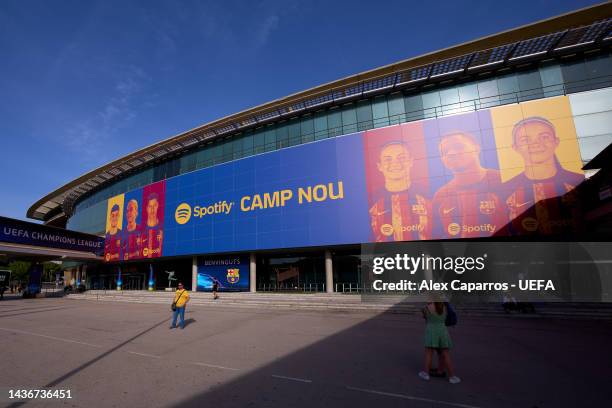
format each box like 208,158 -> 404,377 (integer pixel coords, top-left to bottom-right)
66,290 -> 612,320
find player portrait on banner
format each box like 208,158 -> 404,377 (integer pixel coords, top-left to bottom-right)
121,192 -> 143,261
432,131 -> 508,238
141,181 -> 165,258
492,97 -> 585,236
364,123 -> 431,242
104,194 -> 124,262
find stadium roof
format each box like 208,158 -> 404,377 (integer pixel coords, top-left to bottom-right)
28,2 -> 612,225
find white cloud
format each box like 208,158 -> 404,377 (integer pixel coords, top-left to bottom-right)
61,65 -> 152,165
254,14 -> 279,49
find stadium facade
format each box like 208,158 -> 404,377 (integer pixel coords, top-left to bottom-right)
27,4 -> 612,292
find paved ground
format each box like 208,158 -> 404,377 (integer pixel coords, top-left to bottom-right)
0,297 -> 611,408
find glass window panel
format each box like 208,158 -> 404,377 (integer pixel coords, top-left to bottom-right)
457,83 -> 478,113
421,90 -> 441,119
517,69 -> 544,101
195,148 -> 207,169
314,111 -> 328,140
373,95 -> 390,128
231,134 -> 243,159
231,136 -> 243,159
387,93 -> 406,124
327,108 -> 342,137
458,83 -> 478,102
276,123 -> 289,148
497,73 -> 519,105
477,79 -> 500,109
212,142 -> 223,164
253,129 -> 266,154
439,87 -> 461,116
562,59 -> 588,93
356,100 -> 373,131
341,103 -> 357,134
264,126 -> 276,152
539,63 -> 564,97
585,52 -> 612,89
242,130 -> 254,157
288,118 -> 301,146
300,114 -> 314,143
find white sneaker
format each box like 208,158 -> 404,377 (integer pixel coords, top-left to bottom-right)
418,371 -> 430,381
448,376 -> 461,384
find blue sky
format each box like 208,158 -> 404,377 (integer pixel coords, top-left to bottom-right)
0,0 -> 602,221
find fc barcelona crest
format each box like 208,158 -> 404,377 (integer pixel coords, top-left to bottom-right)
479,200 -> 495,215
226,268 -> 240,284
412,204 -> 426,215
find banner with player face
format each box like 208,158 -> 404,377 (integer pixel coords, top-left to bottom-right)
103,95 -> 587,261
363,95 -> 583,241
104,194 -> 124,262
104,181 -> 166,262
491,97 -> 584,236
121,189 -> 143,261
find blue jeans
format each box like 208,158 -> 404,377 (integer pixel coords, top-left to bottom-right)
171,306 -> 186,328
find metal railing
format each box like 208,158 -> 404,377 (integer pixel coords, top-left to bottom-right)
334,282 -> 422,295
257,283 -> 326,292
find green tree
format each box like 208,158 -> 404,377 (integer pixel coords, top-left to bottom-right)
43,262 -> 62,281
8,261 -> 31,282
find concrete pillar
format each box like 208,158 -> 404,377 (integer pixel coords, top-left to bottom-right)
81,264 -> 87,288
325,249 -> 333,293
250,253 -> 256,293
192,256 -> 198,292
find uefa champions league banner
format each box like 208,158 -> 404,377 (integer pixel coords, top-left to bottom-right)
103,95 -> 586,261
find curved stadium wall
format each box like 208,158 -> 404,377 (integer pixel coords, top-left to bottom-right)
67,51 -> 612,236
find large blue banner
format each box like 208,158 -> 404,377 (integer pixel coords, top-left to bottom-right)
163,133 -> 371,255
101,96 -> 587,261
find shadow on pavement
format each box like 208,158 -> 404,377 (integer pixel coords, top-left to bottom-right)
7,316 -> 171,408
170,309 -> 612,408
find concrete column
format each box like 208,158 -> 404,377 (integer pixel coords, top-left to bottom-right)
81,265 -> 87,288
192,256 -> 198,292
325,249 -> 333,293
250,253 -> 256,293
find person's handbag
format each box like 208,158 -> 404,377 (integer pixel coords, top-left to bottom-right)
171,290 -> 185,312
445,302 -> 458,326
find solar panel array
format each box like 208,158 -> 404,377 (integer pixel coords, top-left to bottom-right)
395,64 -> 432,85
332,84 -> 364,101
254,110 -> 279,122
430,54 -> 473,77
555,18 -> 612,50
469,43 -> 516,69
510,31 -> 566,60
362,74 -> 396,94
303,92 -> 334,108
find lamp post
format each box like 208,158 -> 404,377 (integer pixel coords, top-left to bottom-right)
148,264 -> 155,291
116,266 -> 122,291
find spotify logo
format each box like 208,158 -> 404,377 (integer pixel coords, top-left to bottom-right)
380,224 -> 394,236
447,223 -> 461,236
521,217 -> 538,232
175,203 -> 192,225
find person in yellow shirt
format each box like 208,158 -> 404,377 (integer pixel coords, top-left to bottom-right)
170,282 -> 190,329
